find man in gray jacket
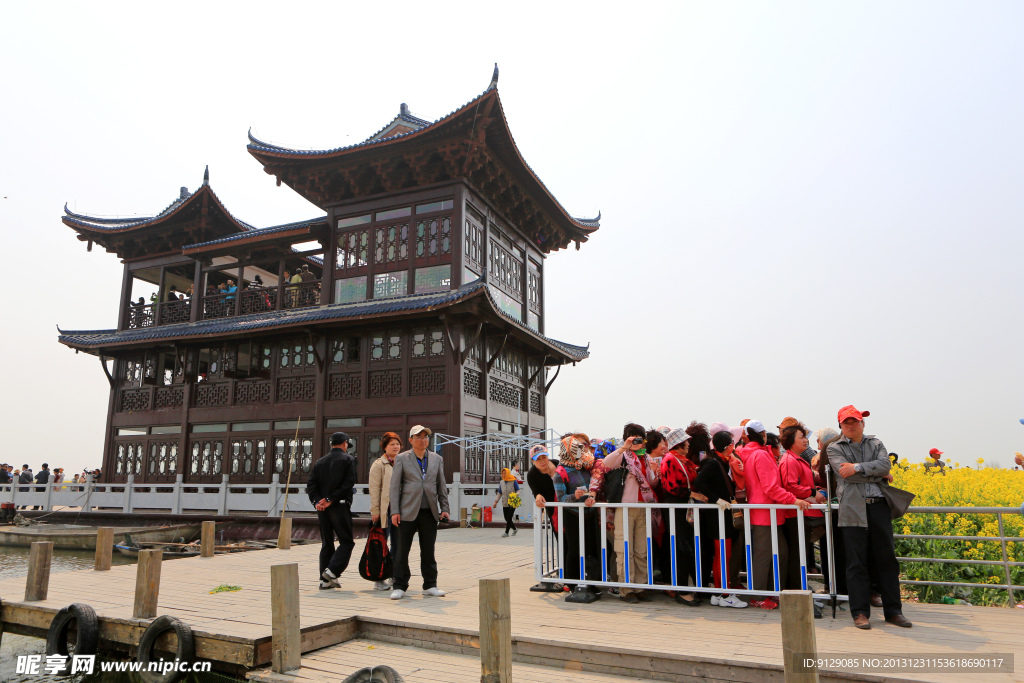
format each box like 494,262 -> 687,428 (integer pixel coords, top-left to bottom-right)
828,405 -> 911,630
389,425 -> 450,600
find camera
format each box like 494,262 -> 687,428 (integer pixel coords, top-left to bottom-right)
631,437 -> 644,445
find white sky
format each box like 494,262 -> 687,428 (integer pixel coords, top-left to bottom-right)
2,2 -> 1022,474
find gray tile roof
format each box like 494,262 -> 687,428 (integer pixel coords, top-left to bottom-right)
57,279 -> 589,361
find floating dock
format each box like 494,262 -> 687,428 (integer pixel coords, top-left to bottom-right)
0,531 -> 1020,682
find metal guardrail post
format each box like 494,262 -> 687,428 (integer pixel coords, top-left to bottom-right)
123,474 -> 134,512
996,513 -> 1016,607
533,497 -> 543,582
44,474 -> 54,511
218,474 -> 229,515
172,474 -> 183,514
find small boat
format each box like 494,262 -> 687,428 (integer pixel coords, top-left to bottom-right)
115,538 -> 201,558
0,522 -> 212,550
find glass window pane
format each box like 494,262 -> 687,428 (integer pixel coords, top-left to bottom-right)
326,417 -> 363,428
415,199 -> 453,214
232,422 -> 271,432
337,214 -> 371,229
191,424 -> 228,433
375,207 -> 411,221
373,271 -> 407,298
274,419 -> 316,430
415,265 -> 451,294
334,276 -> 367,304
150,425 -> 181,435
117,427 -> 148,436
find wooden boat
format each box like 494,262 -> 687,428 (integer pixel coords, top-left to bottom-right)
115,541 -> 201,558
0,522 -> 211,550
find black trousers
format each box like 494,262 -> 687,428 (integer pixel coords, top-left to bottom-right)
503,506 -> 517,533
393,508 -> 439,591
667,509 -> 697,591
820,509 -> 848,595
842,500 -> 902,619
317,502 -> 354,579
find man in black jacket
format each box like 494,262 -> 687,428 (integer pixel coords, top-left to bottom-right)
307,433 -> 357,590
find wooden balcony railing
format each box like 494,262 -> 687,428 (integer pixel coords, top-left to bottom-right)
201,281 -> 321,321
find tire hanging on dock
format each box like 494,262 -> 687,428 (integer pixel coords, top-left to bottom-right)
45,603 -> 100,675
137,615 -> 195,683
341,665 -> 405,683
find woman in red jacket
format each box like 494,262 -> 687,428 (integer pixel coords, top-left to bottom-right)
779,424 -> 826,592
740,420 -> 811,609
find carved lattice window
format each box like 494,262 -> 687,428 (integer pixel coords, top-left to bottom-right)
337,229 -> 369,270
279,340 -> 315,370
415,216 -> 452,258
370,331 -> 402,362
375,224 -> 408,264
465,221 -> 483,268
300,438 -> 313,473
122,359 -> 143,386
331,336 -> 360,364
488,241 -> 523,297
528,269 -> 541,314
274,439 -> 301,474
411,328 -> 445,358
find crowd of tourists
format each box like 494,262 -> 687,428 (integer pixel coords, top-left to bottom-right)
0,463 -> 103,509
527,405 -> 914,630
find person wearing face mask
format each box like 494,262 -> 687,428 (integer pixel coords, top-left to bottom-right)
368,431 -> 401,590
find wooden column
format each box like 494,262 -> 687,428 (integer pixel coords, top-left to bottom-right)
155,265 -> 167,326
278,517 -> 292,549
271,563 -> 301,673
276,259 -> 286,311
234,266 -> 244,317
320,216 -> 337,305
200,520 -> 216,557
94,527 -> 114,570
117,262 -> 133,331
24,541 -> 53,601
190,259 -> 203,322
479,578 -> 512,683
780,590 -> 819,683
133,549 -> 163,618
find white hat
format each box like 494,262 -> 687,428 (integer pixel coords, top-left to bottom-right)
745,419 -> 767,434
409,425 -> 432,438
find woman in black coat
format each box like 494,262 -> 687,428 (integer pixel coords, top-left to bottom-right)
692,431 -> 745,608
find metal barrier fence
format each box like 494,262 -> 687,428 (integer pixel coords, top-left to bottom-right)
534,501 -> 1024,605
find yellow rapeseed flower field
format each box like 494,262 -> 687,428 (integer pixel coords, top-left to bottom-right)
890,460 -> 1023,606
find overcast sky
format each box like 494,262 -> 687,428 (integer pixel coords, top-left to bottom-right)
2,2 -> 1022,475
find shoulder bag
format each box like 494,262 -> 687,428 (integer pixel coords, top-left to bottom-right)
603,454 -> 629,504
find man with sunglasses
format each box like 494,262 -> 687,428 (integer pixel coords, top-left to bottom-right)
389,426 -> 450,600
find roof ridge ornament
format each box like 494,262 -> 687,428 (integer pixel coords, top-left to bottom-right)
400,103 -> 410,117
203,165 -> 209,186
487,63 -> 499,91
179,187 -> 189,200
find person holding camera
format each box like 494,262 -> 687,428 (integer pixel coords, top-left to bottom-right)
307,432 -> 357,590
597,423 -> 661,603
389,426 -> 450,600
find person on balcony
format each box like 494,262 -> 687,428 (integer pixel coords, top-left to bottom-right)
225,280 -> 237,301
166,285 -> 179,302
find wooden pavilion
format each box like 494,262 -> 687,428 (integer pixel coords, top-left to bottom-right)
58,67 -> 598,486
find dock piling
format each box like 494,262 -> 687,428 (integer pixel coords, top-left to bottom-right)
24,541 -> 53,602
133,549 -> 163,619
277,517 -> 292,550
94,527 -> 114,571
201,520 -> 216,558
270,562 -> 301,673
479,577 -> 512,683
780,589 -> 818,683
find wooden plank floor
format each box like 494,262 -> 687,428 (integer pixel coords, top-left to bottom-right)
0,529 -> 1020,682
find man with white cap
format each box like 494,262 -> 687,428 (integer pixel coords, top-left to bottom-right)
389,426 -> 450,600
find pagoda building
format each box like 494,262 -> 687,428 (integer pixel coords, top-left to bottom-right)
58,68 -> 598,487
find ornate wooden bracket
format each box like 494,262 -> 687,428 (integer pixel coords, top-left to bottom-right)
99,354 -> 115,389
528,356 -> 548,387
306,329 -> 325,373
439,315 -> 460,364
485,333 -> 508,374
460,322 -> 485,366
544,363 -> 562,395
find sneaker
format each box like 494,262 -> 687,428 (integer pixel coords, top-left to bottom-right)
502,532 -> 509,537
374,581 -> 390,591
718,594 -> 748,609
709,594 -> 721,606
321,568 -> 338,582
635,591 -> 652,602
390,589 -> 405,600
319,579 -> 338,590
424,587 -> 446,597
511,529 -> 518,536
619,593 -> 640,604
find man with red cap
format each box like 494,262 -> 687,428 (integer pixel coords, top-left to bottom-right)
827,406 -> 912,630
923,448 -> 946,474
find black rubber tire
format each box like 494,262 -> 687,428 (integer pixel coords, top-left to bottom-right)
46,603 -> 99,674
341,665 -> 405,683
137,615 -> 195,683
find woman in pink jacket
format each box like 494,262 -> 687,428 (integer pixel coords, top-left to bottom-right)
739,420 -> 810,609
779,424 -> 826,592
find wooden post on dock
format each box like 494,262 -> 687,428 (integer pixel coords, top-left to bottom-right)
94,527 -> 114,571
270,563 -> 301,673
780,590 -> 818,683
479,578 -> 512,683
133,549 -> 162,619
277,517 -> 292,549
24,541 -> 53,602
200,520 -> 216,558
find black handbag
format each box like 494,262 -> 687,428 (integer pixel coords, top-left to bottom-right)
604,457 -> 628,504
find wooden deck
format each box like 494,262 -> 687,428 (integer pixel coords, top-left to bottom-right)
0,529 -> 1020,682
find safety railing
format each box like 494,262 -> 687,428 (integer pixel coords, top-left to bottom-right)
534,501 -> 835,602
534,501 -> 1023,606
